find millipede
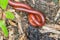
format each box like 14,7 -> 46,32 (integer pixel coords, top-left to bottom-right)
8,0 -> 45,27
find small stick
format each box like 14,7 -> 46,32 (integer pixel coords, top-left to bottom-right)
54,9 -> 60,21
45,24 -> 60,30
40,25 -> 60,34
9,9 -> 24,35
8,26 -> 15,40
0,32 -> 3,40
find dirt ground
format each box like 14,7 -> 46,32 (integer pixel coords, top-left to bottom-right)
0,0 -> 60,40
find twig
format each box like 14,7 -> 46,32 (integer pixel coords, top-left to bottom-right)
8,26 -> 15,40
54,9 -> 60,21
8,20 -> 17,26
40,25 -> 60,34
14,11 -> 27,40
14,12 -> 24,34
45,24 -> 60,30
9,9 -> 25,36
0,32 -> 3,40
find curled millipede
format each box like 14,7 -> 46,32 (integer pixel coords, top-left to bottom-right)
8,0 -> 45,27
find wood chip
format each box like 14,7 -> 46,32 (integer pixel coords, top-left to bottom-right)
8,20 -> 17,26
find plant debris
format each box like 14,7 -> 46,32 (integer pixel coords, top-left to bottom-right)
0,0 -> 60,40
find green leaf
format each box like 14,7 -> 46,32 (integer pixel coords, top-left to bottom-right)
0,0 -> 8,10
0,20 -> 8,37
5,11 -> 15,20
